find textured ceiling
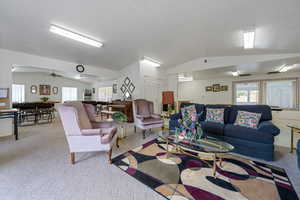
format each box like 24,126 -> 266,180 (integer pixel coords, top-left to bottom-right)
1,0 -> 300,70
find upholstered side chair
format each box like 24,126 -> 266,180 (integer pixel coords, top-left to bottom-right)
57,101 -> 118,164
133,99 -> 163,139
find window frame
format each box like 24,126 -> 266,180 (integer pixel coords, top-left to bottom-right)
232,80 -> 262,105
232,78 -> 299,111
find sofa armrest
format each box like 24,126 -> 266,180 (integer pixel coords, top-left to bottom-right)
81,129 -> 102,136
170,113 -> 181,121
258,121 -> 280,136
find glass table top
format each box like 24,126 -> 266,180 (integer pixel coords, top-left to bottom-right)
159,130 -> 234,154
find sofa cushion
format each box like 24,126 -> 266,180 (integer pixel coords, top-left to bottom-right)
205,105 -> 231,123
200,121 -> 225,136
229,105 -> 272,123
224,124 -> 274,144
234,110 -> 261,129
206,108 -> 224,124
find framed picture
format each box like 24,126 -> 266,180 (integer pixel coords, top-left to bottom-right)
212,84 -> 220,92
52,87 -> 59,95
124,77 -> 131,86
39,85 -> 51,95
92,88 -> 95,94
113,84 -> 117,94
121,84 -> 126,94
129,83 -> 135,93
205,86 -> 212,92
220,85 -> 228,91
30,85 -> 37,94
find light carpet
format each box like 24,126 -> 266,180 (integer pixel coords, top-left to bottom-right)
0,120 -> 299,200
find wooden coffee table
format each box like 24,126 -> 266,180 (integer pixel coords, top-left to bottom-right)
159,131 -> 234,178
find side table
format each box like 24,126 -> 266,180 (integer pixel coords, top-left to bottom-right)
287,124 -> 300,153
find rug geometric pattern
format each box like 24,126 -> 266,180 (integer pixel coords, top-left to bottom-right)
113,138 -> 299,200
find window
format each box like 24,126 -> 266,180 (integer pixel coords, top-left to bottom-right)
234,82 -> 260,105
265,79 -> 297,109
98,87 -> 112,102
12,84 -> 25,103
233,78 -> 299,110
62,87 -> 78,102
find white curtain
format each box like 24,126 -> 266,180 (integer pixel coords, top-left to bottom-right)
98,87 -> 112,102
12,84 -> 25,103
62,87 -> 78,102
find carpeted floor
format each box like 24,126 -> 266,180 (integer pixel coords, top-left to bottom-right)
113,139 -> 299,200
0,120 -> 299,200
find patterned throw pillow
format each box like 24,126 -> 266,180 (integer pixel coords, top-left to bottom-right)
206,108 -> 225,124
181,105 -> 197,123
234,111 -> 262,129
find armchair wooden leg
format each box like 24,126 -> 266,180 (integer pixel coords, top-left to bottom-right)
142,130 -> 146,139
134,126 -> 136,133
116,137 -> 120,148
107,148 -> 112,164
70,152 -> 75,165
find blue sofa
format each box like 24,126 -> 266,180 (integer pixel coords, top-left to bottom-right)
297,140 -> 300,168
169,103 -> 280,161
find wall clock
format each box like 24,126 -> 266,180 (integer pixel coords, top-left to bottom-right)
76,65 -> 85,73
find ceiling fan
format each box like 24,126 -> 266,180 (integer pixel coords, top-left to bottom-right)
49,71 -> 63,78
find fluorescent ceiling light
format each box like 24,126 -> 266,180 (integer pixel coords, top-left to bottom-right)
278,65 -> 293,73
243,31 -> 255,49
74,75 -> 81,79
140,57 -> 161,67
178,74 -> 193,82
50,24 -> 103,48
232,71 -> 240,76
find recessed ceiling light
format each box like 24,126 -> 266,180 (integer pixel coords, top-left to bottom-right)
49,24 -> 103,48
243,31 -> 255,49
232,71 -> 240,76
140,57 -> 161,67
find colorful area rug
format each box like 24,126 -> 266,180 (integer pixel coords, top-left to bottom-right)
112,139 -> 299,200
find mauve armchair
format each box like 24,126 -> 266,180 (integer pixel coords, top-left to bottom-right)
133,99 -> 163,139
57,101 -> 118,164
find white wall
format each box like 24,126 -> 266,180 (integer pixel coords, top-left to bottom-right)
0,52 -> 13,137
0,48 -> 118,137
177,72 -> 300,147
13,72 -> 91,102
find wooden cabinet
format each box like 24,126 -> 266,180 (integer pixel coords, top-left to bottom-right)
110,100 -> 134,123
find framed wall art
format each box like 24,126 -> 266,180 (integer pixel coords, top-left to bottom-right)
113,84 -> 118,94
52,87 -> 59,95
205,86 -> 212,92
212,84 -> 220,92
39,85 -> 51,95
30,85 -> 37,94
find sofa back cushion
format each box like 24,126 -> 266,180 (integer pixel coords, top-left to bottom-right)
180,103 -> 205,121
205,105 -> 231,123
228,105 -> 272,124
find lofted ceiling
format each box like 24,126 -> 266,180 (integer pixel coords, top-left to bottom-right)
188,57 -> 300,80
1,0 -> 300,70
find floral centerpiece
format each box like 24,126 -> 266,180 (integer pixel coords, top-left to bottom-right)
175,111 -> 205,141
